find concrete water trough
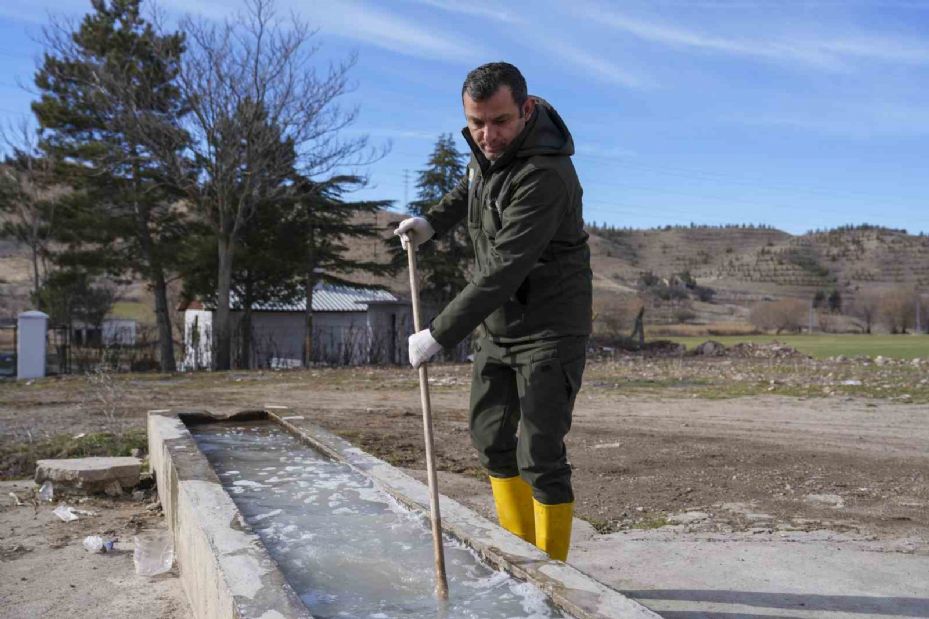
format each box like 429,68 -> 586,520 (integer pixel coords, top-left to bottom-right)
148,408 -> 660,619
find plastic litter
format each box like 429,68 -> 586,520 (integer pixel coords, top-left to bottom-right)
72,508 -> 99,517
38,481 -> 54,502
53,505 -> 79,522
82,535 -> 116,553
133,531 -> 174,576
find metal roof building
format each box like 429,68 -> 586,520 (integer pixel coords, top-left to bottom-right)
182,283 -> 412,369
228,284 -> 402,313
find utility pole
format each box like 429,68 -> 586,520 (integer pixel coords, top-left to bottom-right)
808,298 -> 815,334
916,294 -> 922,334
403,169 -> 410,212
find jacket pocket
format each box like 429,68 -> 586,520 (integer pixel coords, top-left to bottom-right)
480,199 -> 500,238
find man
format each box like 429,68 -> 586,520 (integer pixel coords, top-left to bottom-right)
395,62 -> 592,561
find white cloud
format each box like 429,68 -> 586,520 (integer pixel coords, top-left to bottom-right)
549,41 -> 656,90
585,5 -> 929,71
407,0 -> 518,23
158,0 -> 485,63
297,1 -> 485,63
575,142 -> 637,160
348,127 -> 439,140
737,100 -> 929,137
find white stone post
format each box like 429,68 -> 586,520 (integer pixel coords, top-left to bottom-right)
17,310 -> 48,380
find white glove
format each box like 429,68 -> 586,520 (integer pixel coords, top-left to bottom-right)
394,217 -> 435,250
408,328 -> 442,368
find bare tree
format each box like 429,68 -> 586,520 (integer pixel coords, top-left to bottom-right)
0,122 -> 59,298
121,0 -> 377,370
851,288 -> 882,334
593,295 -> 642,340
879,286 -> 917,334
749,298 -> 807,334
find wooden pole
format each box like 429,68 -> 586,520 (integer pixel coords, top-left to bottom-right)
406,237 -> 450,600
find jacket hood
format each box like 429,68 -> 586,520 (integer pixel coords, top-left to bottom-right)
517,97 -> 574,158
462,96 -> 574,172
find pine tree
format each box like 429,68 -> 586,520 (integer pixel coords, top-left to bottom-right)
114,1 -> 374,370
31,0 -> 188,371
405,134 -> 472,304
290,175 -> 393,365
177,192 -> 304,369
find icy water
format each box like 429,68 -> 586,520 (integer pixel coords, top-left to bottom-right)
190,421 -> 567,619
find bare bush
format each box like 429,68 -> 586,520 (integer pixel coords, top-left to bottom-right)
593,296 -> 643,339
879,287 -> 917,334
851,289 -> 883,334
749,298 -> 807,334
81,364 -> 125,429
816,310 -> 839,333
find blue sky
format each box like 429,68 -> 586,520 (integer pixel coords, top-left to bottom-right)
1,0 -> 927,234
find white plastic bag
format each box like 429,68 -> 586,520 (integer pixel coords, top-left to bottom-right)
53,505 -> 79,522
133,531 -> 174,576
38,481 -> 54,502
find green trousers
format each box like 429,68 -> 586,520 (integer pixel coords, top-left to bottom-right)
469,335 -> 587,505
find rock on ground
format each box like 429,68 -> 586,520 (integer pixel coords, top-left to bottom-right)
34,457 -> 141,495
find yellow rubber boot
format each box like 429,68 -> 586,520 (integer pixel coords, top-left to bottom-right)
489,476 -> 536,544
533,499 -> 573,561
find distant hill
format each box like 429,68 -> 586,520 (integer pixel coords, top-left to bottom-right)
2,214 -> 927,324
589,223 -> 929,302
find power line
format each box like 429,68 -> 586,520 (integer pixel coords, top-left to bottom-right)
402,169 -> 410,211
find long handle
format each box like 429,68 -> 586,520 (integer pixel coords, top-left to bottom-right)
406,238 -> 450,601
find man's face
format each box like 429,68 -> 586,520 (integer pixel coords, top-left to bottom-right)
463,86 -> 535,161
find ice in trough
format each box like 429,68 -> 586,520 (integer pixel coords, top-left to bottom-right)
190,420 -> 566,619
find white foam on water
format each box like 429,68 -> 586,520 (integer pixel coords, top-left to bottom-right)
190,421 -> 567,619
232,480 -> 267,489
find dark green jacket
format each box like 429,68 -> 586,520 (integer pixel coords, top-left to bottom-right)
424,98 -> 592,347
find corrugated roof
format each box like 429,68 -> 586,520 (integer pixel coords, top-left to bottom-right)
228,283 -> 400,313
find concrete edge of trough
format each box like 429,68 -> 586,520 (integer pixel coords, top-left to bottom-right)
269,410 -> 661,619
149,407 -> 661,619
148,409 -> 315,619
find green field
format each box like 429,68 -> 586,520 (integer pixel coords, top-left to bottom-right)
109,301 -> 155,324
665,334 -> 929,359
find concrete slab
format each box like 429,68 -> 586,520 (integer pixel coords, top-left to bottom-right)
570,528 -> 929,618
34,456 -> 141,494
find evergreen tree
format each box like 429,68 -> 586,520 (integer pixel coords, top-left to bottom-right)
34,269 -> 116,334
179,191 -> 304,369
31,0 -> 188,371
404,134 -> 472,304
114,1 -> 374,370
290,175 -> 393,365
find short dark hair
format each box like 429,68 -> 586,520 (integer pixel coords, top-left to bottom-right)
462,62 -> 528,108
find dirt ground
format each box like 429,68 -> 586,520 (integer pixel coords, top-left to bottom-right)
2,357 -> 927,539
1,355 -> 928,616
0,480 -> 189,618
